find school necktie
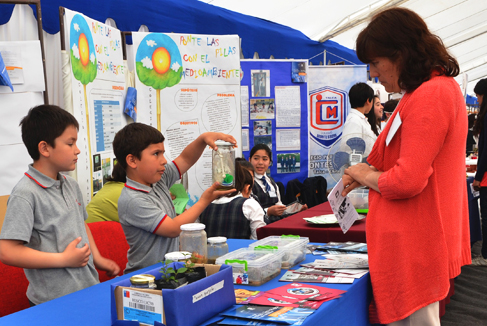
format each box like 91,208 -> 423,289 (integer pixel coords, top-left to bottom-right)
260,176 -> 272,193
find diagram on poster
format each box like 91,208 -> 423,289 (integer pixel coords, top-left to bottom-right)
65,9 -> 128,203
133,32 -> 241,205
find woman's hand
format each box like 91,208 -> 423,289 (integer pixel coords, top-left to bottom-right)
343,163 -> 382,194
341,174 -> 362,196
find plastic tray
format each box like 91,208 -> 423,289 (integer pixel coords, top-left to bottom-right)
248,235 -> 309,269
215,248 -> 283,286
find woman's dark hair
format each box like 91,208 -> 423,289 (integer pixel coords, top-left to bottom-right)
110,123 -> 165,182
356,7 -> 459,92
366,96 -> 380,136
473,79 -> 487,136
226,158 -> 255,198
249,143 -> 272,162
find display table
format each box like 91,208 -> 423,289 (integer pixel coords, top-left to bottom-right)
257,202 -> 367,243
0,239 -> 371,326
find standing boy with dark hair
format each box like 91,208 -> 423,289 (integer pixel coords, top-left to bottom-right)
0,105 -> 120,306
110,123 -> 236,274
341,82 -> 377,157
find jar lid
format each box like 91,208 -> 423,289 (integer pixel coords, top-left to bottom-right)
208,236 -> 227,244
214,140 -> 234,146
180,222 -> 206,231
165,251 -> 192,261
130,274 -> 155,285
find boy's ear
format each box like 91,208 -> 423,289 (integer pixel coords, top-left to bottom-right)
38,141 -> 50,158
126,154 -> 137,169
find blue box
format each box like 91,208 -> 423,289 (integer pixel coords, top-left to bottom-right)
111,263 -> 235,326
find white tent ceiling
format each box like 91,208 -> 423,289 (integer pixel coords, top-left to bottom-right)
201,0 -> 487,97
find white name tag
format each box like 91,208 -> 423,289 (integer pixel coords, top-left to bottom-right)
386,113 -> 402,146
268,190 -> 277,198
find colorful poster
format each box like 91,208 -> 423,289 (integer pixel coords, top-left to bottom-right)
308,65 -> 367,189
132,32 -> 241,205
65,9 -> 128,204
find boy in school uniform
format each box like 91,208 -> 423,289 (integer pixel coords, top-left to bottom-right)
0,105 -> 120,306
111,123 -> 236,274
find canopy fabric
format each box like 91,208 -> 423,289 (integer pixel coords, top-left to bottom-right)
202,0 -> 487,96
0,0 -> 360,66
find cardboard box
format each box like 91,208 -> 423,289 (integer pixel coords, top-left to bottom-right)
111,263 -> 235,326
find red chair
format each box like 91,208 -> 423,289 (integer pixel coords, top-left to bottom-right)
0,262 -> 29,317
88,221 -> 129,282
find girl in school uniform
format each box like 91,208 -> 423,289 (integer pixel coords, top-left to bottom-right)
249,144 -> 307,223
199,159 -> 265,239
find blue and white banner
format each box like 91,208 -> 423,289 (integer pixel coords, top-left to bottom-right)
308,65 -> 367,189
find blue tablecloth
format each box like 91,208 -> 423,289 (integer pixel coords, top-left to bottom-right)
0,239 -> 371,326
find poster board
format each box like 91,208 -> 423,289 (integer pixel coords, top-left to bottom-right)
240,59 -> 309,186
132,32 -> 241,205
63,8 -> 128,204
308,65 -> 367,189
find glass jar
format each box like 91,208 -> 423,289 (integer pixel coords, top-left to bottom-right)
179,223 -> 207,263
207,237 -> 229,264
130,274 -> 157,289
212,141 -> 235,190
165,251 -> 192,262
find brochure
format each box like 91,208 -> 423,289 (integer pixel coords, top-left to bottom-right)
307,254 -> 369,269
265,283 -> 346,302
327,178 -> 360,233
219,305 -> 315,325
278,270 -> 353,284
170,183 -> 189,215
235,289 -> 263,304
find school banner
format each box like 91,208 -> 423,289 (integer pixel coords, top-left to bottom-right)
64,9 -> 128,204
132,32 -> 241,205
308,65 -> 367,189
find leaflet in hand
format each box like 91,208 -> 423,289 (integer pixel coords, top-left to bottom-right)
326,178 -> 360,233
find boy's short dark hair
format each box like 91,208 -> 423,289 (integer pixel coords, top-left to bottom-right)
20,105 -> 79,161
383,99 -> 399,113
112,123 -> 165,171
349,83 -> 374,108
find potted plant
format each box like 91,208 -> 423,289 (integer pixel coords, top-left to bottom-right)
183,257 -> 206,284
155,260 -> 188,289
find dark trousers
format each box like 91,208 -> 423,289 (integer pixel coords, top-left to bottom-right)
480,187 -> 487,258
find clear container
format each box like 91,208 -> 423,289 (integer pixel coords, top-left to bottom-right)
180,223 -> 207,263
207,237 -> 229,264
165,251 -> 192,262
249,235 -> 309,269
130,274 -> 157,289
212,141 -> 235,190
216,248 -> 284,286
348,187 -> 369,210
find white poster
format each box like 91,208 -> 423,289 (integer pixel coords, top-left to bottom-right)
65,9 -> 128,204
275,86 -> 301,127
308,65 -> 367,189
132,32 -> 241,206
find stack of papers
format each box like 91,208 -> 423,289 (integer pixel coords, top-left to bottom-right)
311,242 -> 367,255
221,283 -> 346,325
305,254 -> 369,269
304,214 -> 365,225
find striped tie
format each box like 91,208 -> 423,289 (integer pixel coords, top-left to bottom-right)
260,176 -> 271,193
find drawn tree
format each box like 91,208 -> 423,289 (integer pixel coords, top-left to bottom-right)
136,33 -> 183,130
70,14 -> 97,197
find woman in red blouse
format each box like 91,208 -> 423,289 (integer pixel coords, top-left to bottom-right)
342,8 -> 471,326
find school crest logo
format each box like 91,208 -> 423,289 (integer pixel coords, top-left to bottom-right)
309,87 -> 348,148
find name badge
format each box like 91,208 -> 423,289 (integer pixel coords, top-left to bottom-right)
386,113 -> 402,146
268,190 -> 277,198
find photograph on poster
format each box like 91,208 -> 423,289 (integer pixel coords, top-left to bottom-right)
93,171 -> 103,193
254,135 -> 272,151
253,120 -> 272,136
102,158 -> 111,184
291,61 -> 307,83
277,153 -> 300,174
93,154 -> 101,172
250,98 -> 275,119
251,70 -> 270,97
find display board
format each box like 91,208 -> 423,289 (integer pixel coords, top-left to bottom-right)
64,9 -> 128,204
240,60 -> 309,186
132,32 -> 241,205
308,65 -> 367,189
